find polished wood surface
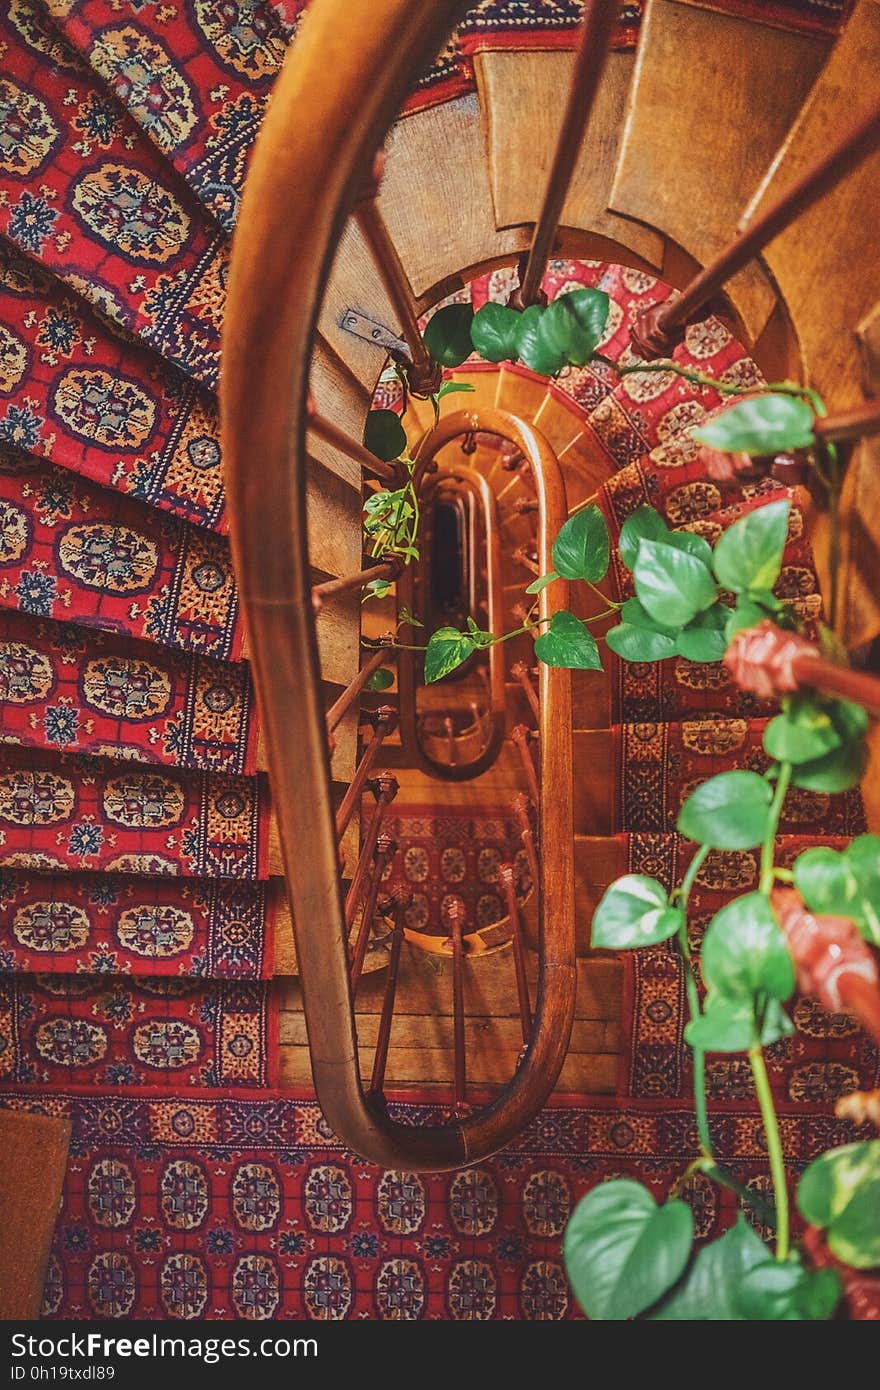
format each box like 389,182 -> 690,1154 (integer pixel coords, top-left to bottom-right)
476,49 -> 663,266
610,0 -> 829,342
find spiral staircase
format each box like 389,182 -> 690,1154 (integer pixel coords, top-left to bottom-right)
1,0 -> 880,1314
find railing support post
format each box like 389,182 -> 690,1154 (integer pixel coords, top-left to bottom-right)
512,0 -> 623,309
349,832 -> 397,991
499,863 -> 533,1045
368,889 -> 409,1097
336,707 -> 397,840
344,773 -> 399,930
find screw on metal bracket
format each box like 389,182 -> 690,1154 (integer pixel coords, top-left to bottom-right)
340,308 -> 407,356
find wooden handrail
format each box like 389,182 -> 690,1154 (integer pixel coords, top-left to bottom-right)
222,0 -> 577,1169
355,198 -> 442,394
397,461 -> 507,780
632,100 -> 880,356
308,403 -> 399,482
792,653 -> 880,720
513,0 -> 623,309
813,400 -> 880,446
312,557 -> 402,611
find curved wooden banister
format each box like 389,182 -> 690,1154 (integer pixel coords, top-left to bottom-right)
221,0 -> 575,1169
397,458 -> 507,779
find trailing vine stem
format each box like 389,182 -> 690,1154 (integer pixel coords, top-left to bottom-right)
675,844 -> 713,1159
760,759 -> 793,897
749,1039 -> 790,1262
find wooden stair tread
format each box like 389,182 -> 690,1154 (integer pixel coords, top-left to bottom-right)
475,49 -> 664,266
319,218 -> 399,389
741,0 -> 880,404
609,0 -> 830,342
380,96 -> 527,301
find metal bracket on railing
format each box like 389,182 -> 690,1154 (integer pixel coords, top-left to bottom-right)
340,307 -> 408,356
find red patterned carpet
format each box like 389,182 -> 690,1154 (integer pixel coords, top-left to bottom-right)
0,0 -> 870,1320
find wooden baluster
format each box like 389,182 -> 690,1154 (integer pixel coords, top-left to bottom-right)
326,647 -> 395,734
813,400 -> 880,446
368,889 -> 409,1099
512,545 -> 540,577
501,450 -> 526,472
312,556 -> 403,612
513,792 -> 540,893
513,0 -> 623,309
510,660 -> 540,725
498,461 -> 534,503
499,863 -> 533,1045
307,399 -> 399,482
511,725 -> 540,805
349,833 -> 396,991
632,100 -> 880,357
336,708 -> 397,840
512,497 -> 539,516
444,898 -> 468,1114
355,156 -> 442,394
344,773 -> 399,931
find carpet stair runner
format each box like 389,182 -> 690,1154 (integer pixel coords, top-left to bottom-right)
0,0 -> 870,1320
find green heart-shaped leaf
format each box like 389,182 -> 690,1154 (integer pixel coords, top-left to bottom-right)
618,505 -> 669,572
525,571 -> 558,595
552,505 -> 610,582
693,395 -> 816,456
515,304 -> 564,375
794,837 -> 880,946
797,1140 -> 880,1269
677,770 -> 773,849
712,499 -> 791,594
725,593 -> 781,640
436,380 -> 475,401
732,1257 -> 841,1321
540,287 -> 610,366
684,994 -> 793,1052
470,302 -> 521,363
788,737 -> 869,793
665,529 -> 715,569
634,540 -> 718,628
675,604 -> 728,663
423,303 -> 474,368
424,627 -> 475,683
364,409 -> 407,462
366,667 -> 395,691
534,610 -> 602,670
763,695 -> 845,766
701,891 -> 795,1001
563,1179 -> 693,1321
605,622 -> 678,662
649,1216 -> 771,1320
592,874 -> 684,950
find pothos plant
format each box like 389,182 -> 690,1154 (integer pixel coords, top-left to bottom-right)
359,292 -> 879,1316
